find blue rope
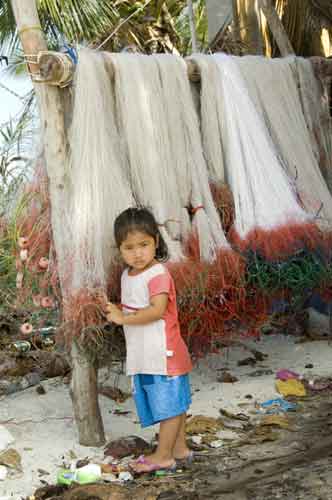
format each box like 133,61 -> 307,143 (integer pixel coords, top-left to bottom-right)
62,44 -> 78,65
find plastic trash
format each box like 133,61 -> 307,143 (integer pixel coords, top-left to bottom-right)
276,379 -> 306,397
76,464 -> 102,484
0,426 -> 14,452
57,463 -> 101,485
276,369 -> 300,381
0,465 -> 8,481
118,471 -> 133,482
209,439 -> 223,448
57,469 -> 75,486
260,397 -> 298,414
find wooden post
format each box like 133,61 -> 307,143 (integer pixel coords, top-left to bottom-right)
187,0 -> 198,53
11,0 -> 105,446
258,0 -> 295,56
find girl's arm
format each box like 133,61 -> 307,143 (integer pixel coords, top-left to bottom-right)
106,294 -> 168,326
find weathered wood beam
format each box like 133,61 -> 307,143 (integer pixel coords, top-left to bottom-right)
35,51 -> 332,88
11,0 -> 105,447
38,51 -> 75,87
258,0 -> 295,56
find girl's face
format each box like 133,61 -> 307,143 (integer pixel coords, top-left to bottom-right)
119,230 -> 158,273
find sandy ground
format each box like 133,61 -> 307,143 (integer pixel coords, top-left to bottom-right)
0,308 -> 331,499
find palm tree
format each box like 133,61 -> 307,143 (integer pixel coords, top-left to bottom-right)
0,0 -> 209,59
272,0 -> 332,56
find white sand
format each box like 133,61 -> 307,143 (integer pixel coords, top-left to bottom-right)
1,311 -> 331,499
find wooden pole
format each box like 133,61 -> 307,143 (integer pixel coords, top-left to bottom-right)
187,0 -> 198,53
258,0 -> 295,56
38,50 -> 332,87
11,0 -> 105,446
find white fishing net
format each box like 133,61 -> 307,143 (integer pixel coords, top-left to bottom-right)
186,54 -> 225,184
109,52 -> 185,261
215,53 -> 308,238
191,53 -> 309,240
68,49 -> 133,290
153,54 -> 229,259
296,57 -> 332,194
235,55 -> 332,224
110,52 -> 228,261
63,49 -> 329,295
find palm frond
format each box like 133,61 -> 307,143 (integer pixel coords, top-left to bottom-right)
37,0 -> 119,44
0,0 -> 19,53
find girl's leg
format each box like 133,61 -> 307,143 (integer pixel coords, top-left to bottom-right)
172,412 -> 191,459
131,413 -> 183,472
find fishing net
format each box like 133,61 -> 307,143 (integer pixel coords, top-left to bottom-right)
236,55 -> 332,224
12,50 -> 332,357
296,57 -> 332,193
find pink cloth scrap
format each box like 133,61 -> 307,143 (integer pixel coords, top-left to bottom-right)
276,369 -> 300,381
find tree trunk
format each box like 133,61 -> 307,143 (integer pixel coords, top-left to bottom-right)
258,0 -> 295,56
234,0 -> 264,54
10,0 -> 105,446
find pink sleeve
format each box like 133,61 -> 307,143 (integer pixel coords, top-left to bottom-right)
148,273 -> 171,297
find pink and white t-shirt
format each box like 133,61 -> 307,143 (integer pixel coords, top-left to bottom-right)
121,263 -> 192,376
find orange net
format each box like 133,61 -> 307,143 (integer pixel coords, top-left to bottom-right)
229,221 -> 324,261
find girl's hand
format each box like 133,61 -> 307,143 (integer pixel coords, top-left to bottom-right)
106,302 -> 124,325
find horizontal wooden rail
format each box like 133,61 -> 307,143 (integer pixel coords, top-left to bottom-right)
34,51 -> 332,87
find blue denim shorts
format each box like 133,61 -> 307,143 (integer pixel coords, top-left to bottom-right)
133,373 -> 192,428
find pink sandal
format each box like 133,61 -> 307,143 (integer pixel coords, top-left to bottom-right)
130,455 -> 177,474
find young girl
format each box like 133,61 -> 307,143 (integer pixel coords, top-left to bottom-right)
106,207 -> 193,474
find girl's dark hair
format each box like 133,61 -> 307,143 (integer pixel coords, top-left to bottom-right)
114,207 -> 169,262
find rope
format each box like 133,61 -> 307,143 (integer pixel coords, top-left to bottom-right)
18,25 -> 42,35
191,205 -> 204,214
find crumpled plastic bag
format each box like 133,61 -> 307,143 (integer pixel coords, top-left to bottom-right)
259,397 -> 297,414
276,379 -> 306,397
